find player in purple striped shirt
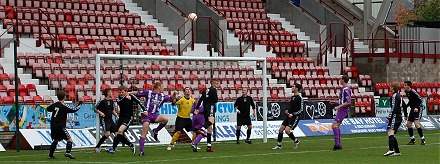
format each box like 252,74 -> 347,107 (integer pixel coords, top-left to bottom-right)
129,82 -> 177,156
190,98 -> 207,152
330,75 -> 351,150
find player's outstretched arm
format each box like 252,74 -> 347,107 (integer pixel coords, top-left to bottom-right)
67,97 -> 84,113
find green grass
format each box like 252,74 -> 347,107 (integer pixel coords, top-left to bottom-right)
1,130 -> 439,164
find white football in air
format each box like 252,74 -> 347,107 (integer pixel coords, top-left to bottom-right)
188,13 -> 197,22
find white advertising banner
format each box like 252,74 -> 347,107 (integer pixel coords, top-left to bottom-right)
20,129 -> 96,149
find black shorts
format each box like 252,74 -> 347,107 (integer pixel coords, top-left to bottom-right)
387,115 -> 402,132
408,109 -> 422,122
51,126 -> 70,141
116,116 -> 134,131
101,118 -> 117,133
203,104 -> 216,118
281,116 -> 300,129
175,117 -> 193,132
237,115 -> 252,126
203,104 -> 216,129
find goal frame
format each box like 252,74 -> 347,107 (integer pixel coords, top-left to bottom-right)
95,54 -> 269,143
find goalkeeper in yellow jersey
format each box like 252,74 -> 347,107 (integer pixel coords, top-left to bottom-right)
167,87 -> 199,150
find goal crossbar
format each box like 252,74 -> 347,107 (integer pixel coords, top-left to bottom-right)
95,54 -> 269,143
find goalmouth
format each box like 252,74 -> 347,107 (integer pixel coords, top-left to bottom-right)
95,54 -> 269,143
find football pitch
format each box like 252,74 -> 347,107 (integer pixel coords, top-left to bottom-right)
0,130 -> 439,163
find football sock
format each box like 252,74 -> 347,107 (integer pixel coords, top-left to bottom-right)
288,132 -> 296,142
417,128 -> 424,139
277,133 -> 283,143
96,136 -> 108,148
408,128 -> 414,139
170,131 -> 181,145
236,129 -> 241,141
139,137 -> 145,153
246,129 -> 251,140
49,140 -> 58,157
66,141 -> 72,153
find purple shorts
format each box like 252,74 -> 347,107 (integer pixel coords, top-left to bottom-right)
334,108 -> 349,123
192,114 -> 205,131
140,113 -> 160,124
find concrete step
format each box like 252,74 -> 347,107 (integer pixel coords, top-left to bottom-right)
123,0 -> 180,48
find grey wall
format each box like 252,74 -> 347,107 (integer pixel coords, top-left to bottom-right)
266,0 -> 321,41
133,0 -> 184,35
133,0 -> 156,17
167,0 -> 225,52
355,61 -> 440,83
267,0 -> 348,45
155,0 -> 185,35
399,27 -> 440,54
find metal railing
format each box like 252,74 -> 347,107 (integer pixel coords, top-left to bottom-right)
165,0 -> 186,17
289,0 -> 321,24
318,23 -> 354,74
319,0 -> 354,25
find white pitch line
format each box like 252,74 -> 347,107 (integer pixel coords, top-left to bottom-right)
1,143 -> 439,164
0,133 -> 439,161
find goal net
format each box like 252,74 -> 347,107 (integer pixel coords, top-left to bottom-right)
94,54 -> 269,144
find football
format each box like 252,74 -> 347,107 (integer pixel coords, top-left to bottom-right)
188,13 -> 197,22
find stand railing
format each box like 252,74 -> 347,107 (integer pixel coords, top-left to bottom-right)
289,0 -> 321,24
353,38 -> 440,64
178,19 -> 194,55
319,0 -> 354,25
318,22 -> 353,74
178,17 -> 225,56
165,0 -> 186,17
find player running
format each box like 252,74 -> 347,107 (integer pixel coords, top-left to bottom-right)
94,88 -> 119,153
272,83 -> 303,150
106,86 -> 146,155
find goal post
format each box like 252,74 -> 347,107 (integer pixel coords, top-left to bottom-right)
95,54 -> 269,143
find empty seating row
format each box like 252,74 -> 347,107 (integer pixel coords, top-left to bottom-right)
54,35 -> 163,47
376,82 -> 440,96
6,7 -> 141,24
273,65 -> 330,77
226,18 -> 282,30
235,29 -> 297,41
4,20 -> 155,37
2,0 -> 126,12
215,7 -> 267,19
288,75 -> 341,86
0,84 -> 38,97
0,95 -> 51,104
260,40 -> 305,54
267,57 -> 315,68
205,0 -> 264,9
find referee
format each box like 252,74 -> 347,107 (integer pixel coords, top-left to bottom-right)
234,88 -> 256,144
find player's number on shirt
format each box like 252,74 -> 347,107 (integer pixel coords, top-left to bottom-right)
53,107 -> 60,118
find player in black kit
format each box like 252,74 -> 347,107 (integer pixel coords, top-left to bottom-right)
106,86 -> 146,155
47,90 -> 83,159
272,83 -> 303,150
94,88 -> 119,153
234,88 -> 256,144
403,81 -> 426,145
195,79 -> 219,152
384,82 -> 403,156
